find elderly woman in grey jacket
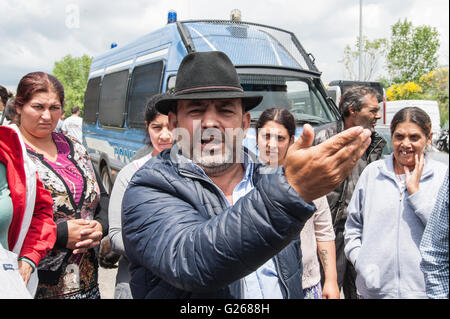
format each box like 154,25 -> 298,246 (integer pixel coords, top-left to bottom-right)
344,107 -> 448,299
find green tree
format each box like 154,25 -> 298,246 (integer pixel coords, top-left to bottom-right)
52,54 -> 93,116
387,19 -> 440,84
340,36 -> 388,81
386,68 -> 449,126
419,68 -> 449,126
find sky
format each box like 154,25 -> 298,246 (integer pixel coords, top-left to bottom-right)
1,0 -> 449,93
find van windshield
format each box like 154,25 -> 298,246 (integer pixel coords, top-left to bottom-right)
166,74 -> 336,125
240,74 -> 336,124
180,21 -> 314,71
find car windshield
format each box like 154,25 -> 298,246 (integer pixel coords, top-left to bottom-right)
240,74 -> 336,125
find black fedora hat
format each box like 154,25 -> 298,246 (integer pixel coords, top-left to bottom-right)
155,51 -> 263,115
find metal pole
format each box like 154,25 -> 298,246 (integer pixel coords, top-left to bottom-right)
359,0 -> 363,80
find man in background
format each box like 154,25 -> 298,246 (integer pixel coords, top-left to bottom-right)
54,112 -> 66,133
317,86 -> 386,298
62,106 -> 83,142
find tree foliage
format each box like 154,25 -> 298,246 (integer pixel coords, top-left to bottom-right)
340,36 -> 388,81
387,19 -> 440,84
419,68 -> 449,126
386,68 -> 449,126
386,82 -> 423,101
341,19 -> 446,125
52,54 -> 92,116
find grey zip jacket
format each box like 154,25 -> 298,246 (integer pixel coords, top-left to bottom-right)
344,154 -> 447,299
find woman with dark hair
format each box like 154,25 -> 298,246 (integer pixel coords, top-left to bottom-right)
108,93 -> 173,299
256,108 -> 340,299
0,86 -> 14,125
4,98 -> 20,125
255,108 -> 295,167
344,106 -> 448,299
14,72 -> 109,299
0,85 -> 9,114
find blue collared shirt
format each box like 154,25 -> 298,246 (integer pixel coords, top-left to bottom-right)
190,156 -> 283,299
232,161 -> 283,299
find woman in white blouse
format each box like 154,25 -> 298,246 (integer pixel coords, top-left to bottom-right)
256,107 -> 340,299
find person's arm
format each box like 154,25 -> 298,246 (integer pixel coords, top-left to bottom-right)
17,258 -> 35,284
19,174 -> 57,284
317,241 -> 340,299
92,168 -> 109,236
343,173 -> 366,268
71,168 -> 108,254
122,166 -> 316,293
404,153 -> 431,226
108,164 -> 135,255
312,196 -> 339,299
61,119 -> 68,135
19,174 -> 56,264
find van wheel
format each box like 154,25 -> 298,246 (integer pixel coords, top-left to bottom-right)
101,166 -> 112,194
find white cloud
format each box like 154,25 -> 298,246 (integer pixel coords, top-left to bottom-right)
0,0 -> 448,90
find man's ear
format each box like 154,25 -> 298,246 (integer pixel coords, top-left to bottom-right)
348,105 -> 357,116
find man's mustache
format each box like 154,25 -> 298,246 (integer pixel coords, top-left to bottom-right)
198,128 -> 226,144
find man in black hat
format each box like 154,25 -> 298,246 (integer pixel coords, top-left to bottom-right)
122,51 -> 372,299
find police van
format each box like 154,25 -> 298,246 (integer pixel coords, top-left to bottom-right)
82,12 -> 340,191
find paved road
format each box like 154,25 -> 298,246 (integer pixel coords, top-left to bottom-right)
98,266 -> 118,299
97,266 -> 346,299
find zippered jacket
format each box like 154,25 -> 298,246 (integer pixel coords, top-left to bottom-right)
0,125 -> 56,295
344,154 -> 448,298
122,148 -> 316,299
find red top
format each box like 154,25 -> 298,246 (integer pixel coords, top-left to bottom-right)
0,126 -> 56,266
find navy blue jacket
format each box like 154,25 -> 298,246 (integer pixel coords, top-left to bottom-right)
122,149 -> 316,298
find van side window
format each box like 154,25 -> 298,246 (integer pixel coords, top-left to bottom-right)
83,77 -> 101,124
127,61 -> 165,128
98,69 -> 129,127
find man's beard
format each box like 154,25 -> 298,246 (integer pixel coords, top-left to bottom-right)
171,120 -> 246,175
192,127 -> 239,176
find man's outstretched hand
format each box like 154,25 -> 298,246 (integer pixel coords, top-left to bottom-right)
284,124 -> 372,203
